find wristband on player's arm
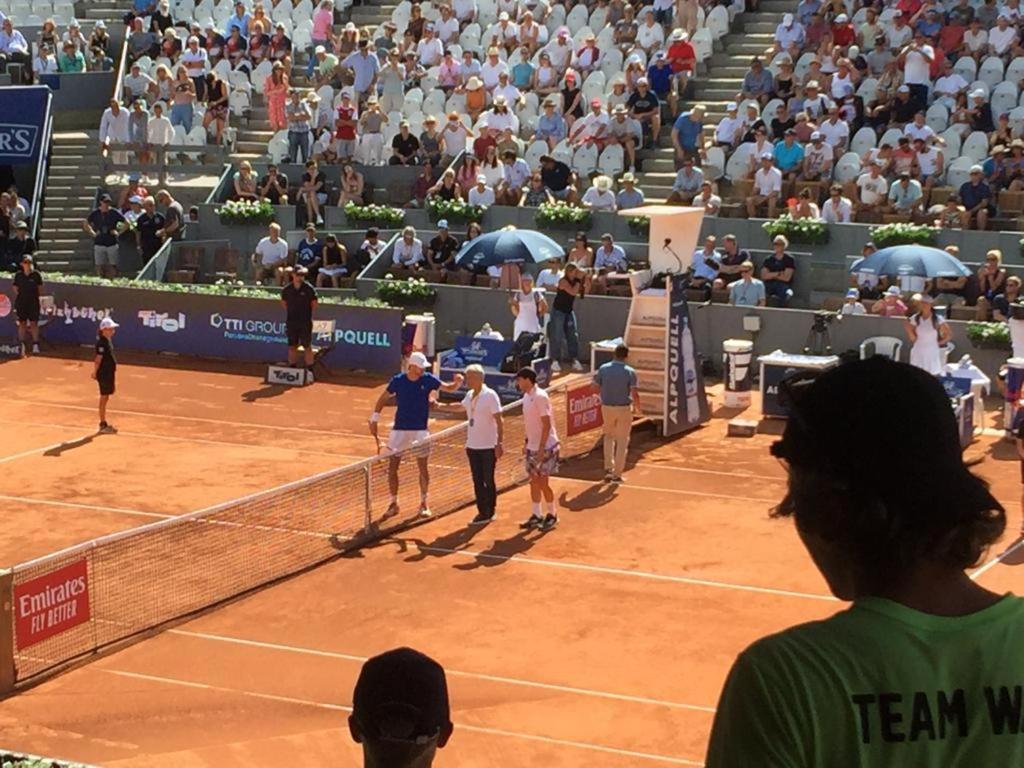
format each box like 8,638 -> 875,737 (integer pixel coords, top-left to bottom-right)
369,412 -> 380,423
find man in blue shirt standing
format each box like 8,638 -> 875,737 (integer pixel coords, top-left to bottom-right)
594,344 -> 640,482
672,105 -> 705,165
369,352 -> 464,520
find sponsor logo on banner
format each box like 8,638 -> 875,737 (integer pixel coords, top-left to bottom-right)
209,312 -> 287,343
45,301 -> 114,325
567,384 -> 603,436
322,328 -> 392,347
0,342 -> 22,357
267,365 -> 309,386
14,559 -> 91,649
138,310 -> 186,332
0,123 -> 39,160
665,275 -> 710,436
0,294 -> 11,318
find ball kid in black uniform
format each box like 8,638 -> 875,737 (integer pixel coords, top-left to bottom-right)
12,254 -> 42,356
93,317 -> 119,433
280,265 -> 318,369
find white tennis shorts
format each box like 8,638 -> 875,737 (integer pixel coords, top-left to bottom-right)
387,429 -> 431,457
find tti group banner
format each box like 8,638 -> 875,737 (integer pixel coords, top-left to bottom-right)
0,280 -> 403,373
0,86 -> 51,166
664,274 -> 711,437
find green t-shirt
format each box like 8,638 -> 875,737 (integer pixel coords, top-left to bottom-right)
706,595 -> 1024,767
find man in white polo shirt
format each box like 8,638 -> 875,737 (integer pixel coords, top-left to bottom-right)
517,367 -> 559,531
746,152 -> 783,218
439,364 -> 505,525
252,222 -> 289,283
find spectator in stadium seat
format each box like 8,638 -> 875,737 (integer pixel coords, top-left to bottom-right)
975,250 -> 1008,319
694,180 -> 721,215
887,171 -> 924,219
788,188 -> 820,220
225,1 -> 251,39
713,102 -> 744,150
298,160 -> 326,226
800,131 -> 833,181
581,175 -> 617,212
636,10 -> 665,58
747,152 -> 783,218
232,160 -> 258,201
616,173 -> 644,210
774,13 -> 806,61
871,284 -> 909,316
57,40 -> 85,72
127,18 -> 156,62
821,183 -> 853,223
666,30 -> 696,112
203,72 -> 230,144
773,129 -> 805,183
955,89 -> 995,133
831,12 -> 855,48
959,164 -> 993,229
531,98 -> 566,150
539,153 -> 577,203
992,275 -> 1022,321
963,16 -> 988,61
671,105 -> 706,166
468,173 -> 496,207
761,236 -> 796,306
124,0 -> 157,29
426,220 -> 460,272
988,13 -> 1018,59
729,261 -> 766,307
32,43 -> 58,78
714,234 -> 750,288
818,107 -> 850,158
123,63 -> 155,105
690,235 -> 721,294
741,58 -> 775,106
664,158 -> 703,205
256,164 -> 289,206
707,357 -> 1020,768
393,226 -> 425,271
269,22 -> 291,66
520,172 -> 553,207
5,222 -> 36,272
627,77 -> 661,151
349,647 -> 452,768
613,5 -> 638,53
88,21 -> 114,72
252,224 -> 289,283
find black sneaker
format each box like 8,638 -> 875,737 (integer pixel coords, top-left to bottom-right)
540,513 -> 558,531
469,513 -> 494,526
381,501 -> 400,521
99,422 -> 117,434
610,475 -> 624,484
519,514 -> 543,530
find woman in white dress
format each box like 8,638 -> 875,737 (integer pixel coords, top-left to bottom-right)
509,273 -> 548,340
905,294 -> 950,375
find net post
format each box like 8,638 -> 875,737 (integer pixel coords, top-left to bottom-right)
0,569 -> 15,694
363,464 -> 373,532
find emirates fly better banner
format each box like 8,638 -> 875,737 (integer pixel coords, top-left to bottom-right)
14,559 -> 91,649
566,383 -> 603,436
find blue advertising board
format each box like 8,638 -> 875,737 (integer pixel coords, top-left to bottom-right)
664,275 -> 711,436
0,87 -> 51,166
0,279 -> 403,373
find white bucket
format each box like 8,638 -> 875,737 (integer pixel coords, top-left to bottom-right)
723,339 -> 754,408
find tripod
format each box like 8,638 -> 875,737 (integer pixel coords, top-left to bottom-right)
803,314 -> 835,355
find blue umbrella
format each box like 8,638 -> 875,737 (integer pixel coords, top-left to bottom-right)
454,228 -> 564,270
850,245 -> 971,279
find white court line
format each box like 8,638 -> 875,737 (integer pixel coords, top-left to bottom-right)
556,477 -> 779,505
166,628 -> 717,714
970,537 -> 1024,580
100,669 -> 703,766
629,461 -> 784,483
417,544 -> 837,602
0,494 -> 173,521
0,431 -> 99,465
5,398 -> 372,439
0,417 -> 366,462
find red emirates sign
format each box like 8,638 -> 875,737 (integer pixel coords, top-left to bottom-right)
567,384 -> 603,436
14,559 -> 91,649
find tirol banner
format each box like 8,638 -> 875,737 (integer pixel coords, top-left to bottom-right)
664,274 -> 711,437
0,86 -> 51,166
0,279 -> 403,373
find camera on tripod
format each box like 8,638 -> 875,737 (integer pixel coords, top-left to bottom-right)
811,310 -> 839,332
804,311 -> 841,355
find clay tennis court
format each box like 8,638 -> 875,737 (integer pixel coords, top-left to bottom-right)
0,353 -> 1020,767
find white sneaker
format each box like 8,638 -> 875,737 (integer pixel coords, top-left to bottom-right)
550,361 -> 561,373
419,504 -> 432,519
571,360 -> 584,372
32,344 -> 40,354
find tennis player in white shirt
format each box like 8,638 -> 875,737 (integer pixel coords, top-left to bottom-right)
517,367 -> 559,531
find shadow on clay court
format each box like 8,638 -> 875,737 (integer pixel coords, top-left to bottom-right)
558,481 -> 619,511
241,384 -> 290,403
1001,536 -> 1024,566
43,432 -> 104,456
986,439 -> 1018,462
452,529 -> 548,571
404,524 -> 490,562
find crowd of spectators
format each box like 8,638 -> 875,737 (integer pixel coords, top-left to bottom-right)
0,14 -> 115,82
0,187 -> 36,271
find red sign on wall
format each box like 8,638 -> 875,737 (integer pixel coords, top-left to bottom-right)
14,559 -> 91,649
567,384 -> 603,436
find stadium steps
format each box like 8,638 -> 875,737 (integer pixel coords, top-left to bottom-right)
36,131 -> 106,273
76,0 -> 135,26
633,8 -> 788,204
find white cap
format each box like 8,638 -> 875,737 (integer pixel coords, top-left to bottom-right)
761,150 -> 773,159
811,131 -> 822,140
477,173 -> 487,183
783,13 -> 793,24
408,351 -> 429,369
726,101 -> 737,110
314,45 -> 326,54
99,317 -> 119,330
499,10 -> 509,19
835,13 -> 848,22
971,89 -> 985,98
970,164 -> 984,173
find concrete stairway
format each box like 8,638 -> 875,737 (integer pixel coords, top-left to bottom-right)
36,131 -> 106,273
76,0 -> 134,27
636,0 -> 790,203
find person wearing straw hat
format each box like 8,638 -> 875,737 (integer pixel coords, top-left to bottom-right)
369,353 -> 464,521
93,317 -> 120,433
706,358 -> 1021,768
281,264 -> 318,370
12,253 -> 42,357
581,175 -> 617,212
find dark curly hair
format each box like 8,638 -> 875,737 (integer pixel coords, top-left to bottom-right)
771,358 -> 1005,581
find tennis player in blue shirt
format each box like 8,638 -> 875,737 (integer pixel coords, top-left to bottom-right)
369,352 -> 464,520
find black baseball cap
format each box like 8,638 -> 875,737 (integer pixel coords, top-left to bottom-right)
516,367 -> 538,382
99,193 -> 112,203
352,647 -> 450,743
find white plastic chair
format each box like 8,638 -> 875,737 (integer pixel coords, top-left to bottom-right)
1007,56 -> 1024,86
833,152 -> 861,182
581,71 -> 606,103
856,76 -> 878,104
213,58 -> 231,80
525,139 -> 548,167
228,68 -> 251,94
945,156 -> 974,190
953,56 -> 977,82
706,5 -> 728,39
703,146 -> 725,181
925,103 -> 949,135
961,130 -> 989,162
250,59 -> 273,92
724,142 -> 753,181
573,142 -> 599,176
1009,106 -> 1024,137
992,81 -> 1019,119
761,98 -> 783,125
565,3 -> 589,33
588,6 -> 608,30
794,51 -> 816,81
979,55 -> 1006,90
850,126 -> 876,156
878,127 -> 903,149
597,144 -> 624,176
599,48 -> 624,80
229,87 -> 250,117
551,138 -> 573,166
940,126 -> 963,158
859,336 -> 903,361
691,28 -> 712,63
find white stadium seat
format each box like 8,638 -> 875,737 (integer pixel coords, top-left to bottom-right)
833,152 -> 861,183
960,130 -> 989,162
849,126 -> 876,156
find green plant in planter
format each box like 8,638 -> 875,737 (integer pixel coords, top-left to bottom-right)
869,222 -> 938,248
966,321 -> 1011,349
344,201 -> 405,227
38,273 -> 387,307
627,216 -> 650,235
761,214 -> 829,244
535,201 -> 592,229
216,199 -> 275,225
376,275 -> 438,306
1019,236 -> 1024,256
426,197 -> 485,223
